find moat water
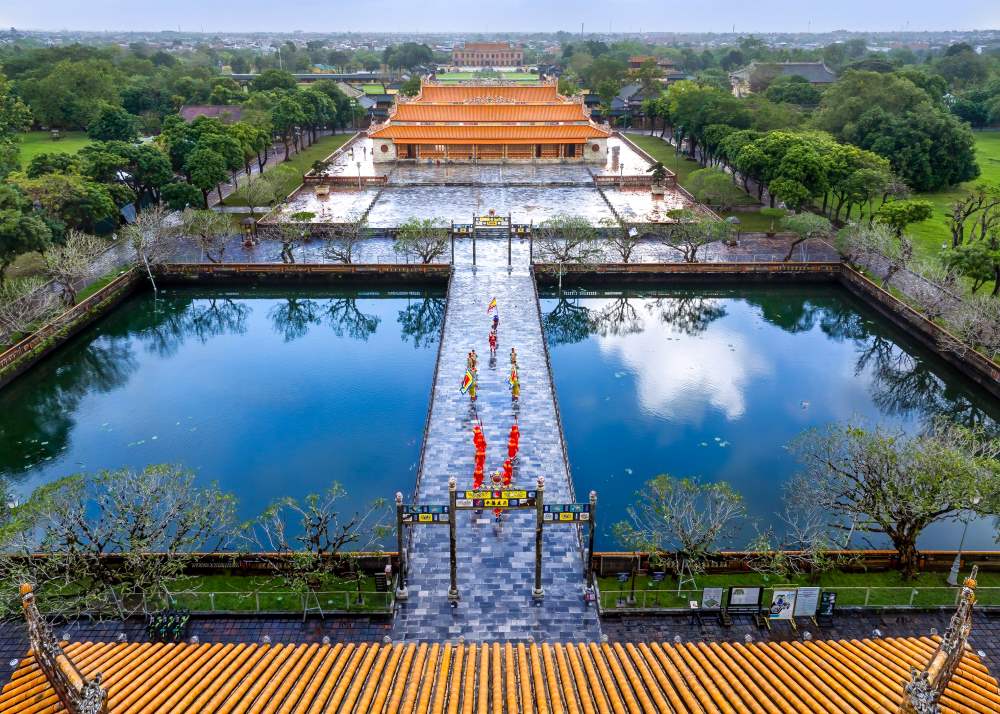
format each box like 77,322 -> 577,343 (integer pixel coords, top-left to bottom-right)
541,284 -> 999,550
0,286 -> 444,524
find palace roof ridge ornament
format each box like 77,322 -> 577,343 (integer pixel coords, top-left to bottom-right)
900,565 -> 979,714
20,583 -> 108,714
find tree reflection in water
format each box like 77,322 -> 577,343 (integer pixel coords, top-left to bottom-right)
645,295 -> 727,336
324,298 -> 381,341
269,298 -> 321,343
593,297 -> 644,338
1,339 -> 138,476
398,297 -> 445,349
542,295 -> 596,346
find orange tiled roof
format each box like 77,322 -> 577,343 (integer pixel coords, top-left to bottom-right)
2,637 -> 998,713
368,124 -> 610,144
390,103 -> 590,123
417,83 -> 560,103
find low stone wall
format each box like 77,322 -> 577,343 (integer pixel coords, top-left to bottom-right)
0,269 -> 142,390
838,267 -> 1000,399
157,262 -> 451,286
533,261 -> 842,288
591,550 -> 1000,578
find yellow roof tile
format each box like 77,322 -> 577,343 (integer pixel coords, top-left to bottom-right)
3,637 -> 998,713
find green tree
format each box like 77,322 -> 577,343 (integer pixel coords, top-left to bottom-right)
87,103 -> 139,142
161,181 -> 203,211
0,73 -> 33,178
10,172 -> 118,232
686,168 -> 745,211
400,77 -> 421,97
791,420 -> 1000,580
184,148 -> 228,207
779,212 -> 832,261
0,185 -> 52,284
251,69 -> 297,92
21,58 -> 122,129
874,199 -> 934,238
393,217 -> 449,264
270,95 -> 307,160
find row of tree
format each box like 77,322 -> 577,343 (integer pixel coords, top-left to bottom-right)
0,464 -> 390,620
616,419 -> 999,582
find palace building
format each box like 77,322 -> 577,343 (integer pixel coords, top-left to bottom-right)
367,80 -> 612,163
451,41 -> 523,67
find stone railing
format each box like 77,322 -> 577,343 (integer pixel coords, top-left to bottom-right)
0,269 -> 140,388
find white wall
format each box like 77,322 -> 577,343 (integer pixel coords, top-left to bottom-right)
372,138 -> 397,162
586,138 -> 609,162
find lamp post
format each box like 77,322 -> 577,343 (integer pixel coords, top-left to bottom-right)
356,161 -> 362,190
947,497 -> 981,586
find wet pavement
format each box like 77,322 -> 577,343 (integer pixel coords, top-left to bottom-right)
283,134 -> 689,228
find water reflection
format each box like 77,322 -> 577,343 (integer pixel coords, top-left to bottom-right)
543,286 -> 999,548
0,288 -> 443,504
398,297 -> 446,349
2,340 -> 138,475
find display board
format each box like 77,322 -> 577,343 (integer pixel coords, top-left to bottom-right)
794,587 -> 821,618
401,504 -> 450,524
769,589 -> 797,621
727,586 -> 763,610
542,503 -> 590,522
701,587 -> 724,612
456,489 -> 536,509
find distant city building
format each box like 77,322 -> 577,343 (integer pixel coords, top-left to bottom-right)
452,41 -> 523,67
178,105 -> 243,123
368,79 -> 610,163
729,61 -> 837,97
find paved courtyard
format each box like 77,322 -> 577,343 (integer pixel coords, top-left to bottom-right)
275,133 -> 700,227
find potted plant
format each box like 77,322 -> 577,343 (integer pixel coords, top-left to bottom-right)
648,161 -> 668,197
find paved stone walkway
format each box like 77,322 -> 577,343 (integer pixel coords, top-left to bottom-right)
391,258 -> 601,642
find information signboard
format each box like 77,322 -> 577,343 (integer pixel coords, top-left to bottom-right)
401,504 -> 450,524
769,589 -> 797,620
727,586 -> 763,610
817,592 -> 837,624
542,503 -> 590,522
456,489 -> 536,509
475,215 -> 509,227
794,587 -> 821,618
701,587 -> 724,612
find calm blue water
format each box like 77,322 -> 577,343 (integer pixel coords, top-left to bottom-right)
0,287 -> 444,526
541,285 -> 999,550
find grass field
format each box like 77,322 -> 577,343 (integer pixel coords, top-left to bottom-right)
16,130 -> 91,166
222,133 -> 351,207
903,131 -> 1000,263
598,567 -> 1000,610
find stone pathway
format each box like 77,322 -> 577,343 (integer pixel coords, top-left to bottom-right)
391,258 -> 601,642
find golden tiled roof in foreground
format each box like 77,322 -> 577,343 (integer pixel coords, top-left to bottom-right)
1,637 -> 997,713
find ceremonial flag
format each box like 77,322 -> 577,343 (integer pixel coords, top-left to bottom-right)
487,297 -> 497,314
461,370 -> 474,394
507,368 -> 518,387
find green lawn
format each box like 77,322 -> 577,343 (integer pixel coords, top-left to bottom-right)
223,133 -> 351,207
16,130 -> 91,166
899,131 -> 1000,263
598,567 -> 1000,610
624,132 -> 702,187
161,574 -> 391,613
362,83 -> 386,95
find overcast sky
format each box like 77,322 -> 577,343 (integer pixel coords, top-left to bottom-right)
1,0 -> 996,34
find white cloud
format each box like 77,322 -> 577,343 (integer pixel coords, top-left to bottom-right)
596,307 -> 771,423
